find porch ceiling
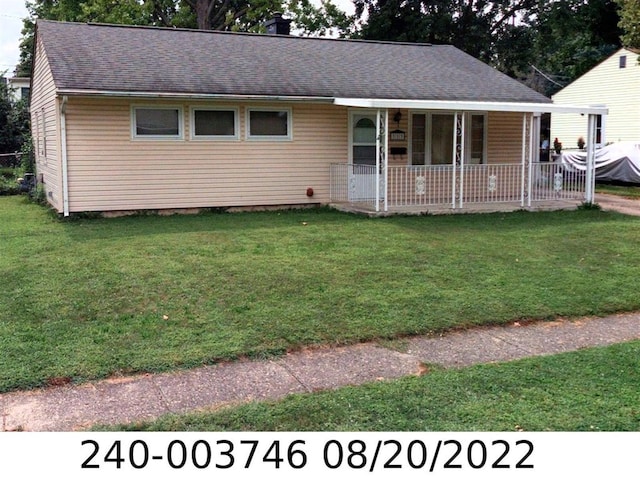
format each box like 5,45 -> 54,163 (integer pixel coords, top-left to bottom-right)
333,98 -> 608,115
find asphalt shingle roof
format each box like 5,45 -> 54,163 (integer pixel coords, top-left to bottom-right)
36,20 -> 551,104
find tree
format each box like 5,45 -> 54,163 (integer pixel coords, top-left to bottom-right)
352,1 -> 540,65
352,0 -> 623,96
0,77 -> 30,156
528,0 -> 621,95
617,0 -> 640,48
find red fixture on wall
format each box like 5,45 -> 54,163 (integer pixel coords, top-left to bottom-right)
306,187 -> 314,197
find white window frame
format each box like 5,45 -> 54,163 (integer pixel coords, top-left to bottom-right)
408,111 -> 487,165
131,105 -> 184,140
190,106 -> 239,140
246,107 -> 292,141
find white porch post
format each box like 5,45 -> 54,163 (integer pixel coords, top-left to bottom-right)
527,113 -> 534,208
456,112 -> 466,208
585,113 -> 598,203
521,114 -> 527,207
451,114 -> 458,209
375,109 -> 388,212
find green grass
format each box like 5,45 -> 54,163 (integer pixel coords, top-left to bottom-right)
595,183 -> 640,198
2,196 -> 640,393
106,341 -> 640,432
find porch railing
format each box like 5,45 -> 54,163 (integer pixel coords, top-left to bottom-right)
529,161 -> 586,202
330,162 -> 588,210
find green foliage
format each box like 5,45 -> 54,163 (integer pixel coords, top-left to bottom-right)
0,77 -> 30,156
351,0 -> 622,95
617,0 -> 640,48
0,168 -> 21,196
19,136 -> 35,173
526,0 -> 621,95
28,182 -> 48,205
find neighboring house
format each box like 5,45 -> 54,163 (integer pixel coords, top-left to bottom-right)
552,48 -> 640,150
30,19 -> 604,216
6,76 -> 31,103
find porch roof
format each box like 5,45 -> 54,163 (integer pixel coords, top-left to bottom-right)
334,98 -> 609,116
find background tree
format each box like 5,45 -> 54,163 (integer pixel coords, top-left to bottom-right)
0,78 -> 30,156
617,0 -> 640,48
527,0 -> 621,95
352,0 -> 622,96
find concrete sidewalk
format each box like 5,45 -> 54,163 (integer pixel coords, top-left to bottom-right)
2,312 -> 640,432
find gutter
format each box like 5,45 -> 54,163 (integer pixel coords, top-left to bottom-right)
60,95 -> 69,217
55,90 -> 336,104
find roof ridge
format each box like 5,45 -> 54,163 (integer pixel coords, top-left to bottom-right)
37,18 -> 434,48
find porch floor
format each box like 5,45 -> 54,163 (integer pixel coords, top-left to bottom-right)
329,199 -> 584,217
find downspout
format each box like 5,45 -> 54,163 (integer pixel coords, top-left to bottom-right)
60,95 -> 70,216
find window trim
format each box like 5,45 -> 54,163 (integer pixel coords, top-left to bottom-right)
246,107 -> 292,141
190,106 -> 239,140
131,105 -> 184,140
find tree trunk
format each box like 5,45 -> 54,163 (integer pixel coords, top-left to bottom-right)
195,0 -> 212,30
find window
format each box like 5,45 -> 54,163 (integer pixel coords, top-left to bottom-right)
468,114 -> 486,164
133,107 -> 182,139
410,112 -> 486,165
38,108 -> 47,158
191,108 -> 238,139
352,116 -> 376,165
620,55 -> 627,69
20,87 -> 30,102
247,108 -> 291,140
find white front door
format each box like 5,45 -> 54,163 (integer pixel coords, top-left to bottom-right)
350,113 -> 377,201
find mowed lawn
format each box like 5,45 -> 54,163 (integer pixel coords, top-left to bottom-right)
111,341 -> 640,432
2,196 -> 640,392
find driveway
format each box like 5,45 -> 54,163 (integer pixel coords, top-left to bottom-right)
595,193 -> 640,216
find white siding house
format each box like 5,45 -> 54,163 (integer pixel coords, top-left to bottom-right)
552,48 -> 640,150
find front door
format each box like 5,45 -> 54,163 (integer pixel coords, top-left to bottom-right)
350,113 -> 377,201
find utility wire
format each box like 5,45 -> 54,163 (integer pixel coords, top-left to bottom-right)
530,64 -> 566,88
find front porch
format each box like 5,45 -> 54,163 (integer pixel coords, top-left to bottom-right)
328,99 -> 606,215
329,161 -> 587,215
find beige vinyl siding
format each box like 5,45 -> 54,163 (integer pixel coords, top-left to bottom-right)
486,111 -> 524,164
30,36 -> 62,212
388,109 -> 409,166
64,98 -> 347,212
552,48 -> 640,146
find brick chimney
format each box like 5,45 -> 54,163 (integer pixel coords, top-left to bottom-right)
264,12 -> 291,35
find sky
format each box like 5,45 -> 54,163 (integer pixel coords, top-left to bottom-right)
0,0 -> 356,77
0,0 -> 28,75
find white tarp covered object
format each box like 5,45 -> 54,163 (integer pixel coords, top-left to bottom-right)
561,141 -> 640,184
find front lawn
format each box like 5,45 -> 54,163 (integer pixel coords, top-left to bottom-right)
110,341 -> 640,432
2,196 -> 640,392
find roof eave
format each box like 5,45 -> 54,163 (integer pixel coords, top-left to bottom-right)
53,90 -> 608,115
55,89 -> 336,103
334,98 -> 608,115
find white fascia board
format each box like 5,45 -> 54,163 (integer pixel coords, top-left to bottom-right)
334,98 -> 608,115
